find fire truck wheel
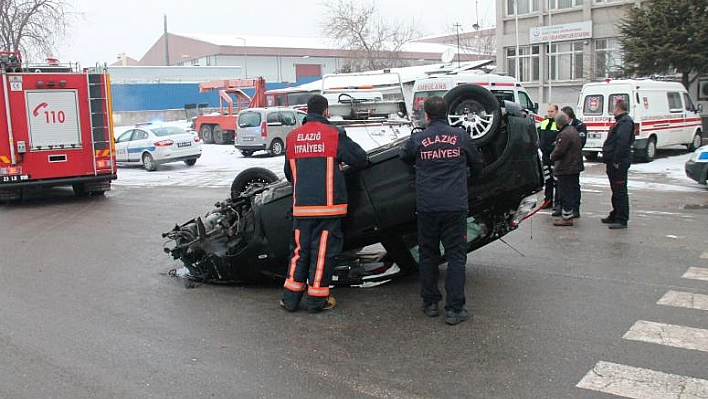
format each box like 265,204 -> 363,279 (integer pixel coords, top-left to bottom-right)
142,153 -> 158,172
184,159 -> 197,166
72,183 -> 88,197
213,125 -> 225,144
199,125 -> 214,144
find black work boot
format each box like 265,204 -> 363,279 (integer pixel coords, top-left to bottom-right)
445,309 -> 470,325
423,302 -> 440,317
601,215 -> 615,224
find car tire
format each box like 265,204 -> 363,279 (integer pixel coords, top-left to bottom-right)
231,167 -> 279,200
688,131 -> 702,152
642,136 -> 656,162
444,84 -> 502,146
213,125 -> 225,144
142,153 -> 157,171
270,138 -> 285,156
240,150 -> 253,157
199,125 -> 214,144
583,151 -> 599,161
184,159 -> 197,166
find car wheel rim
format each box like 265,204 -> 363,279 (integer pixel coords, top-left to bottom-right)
273,142 -> 283,154
144,156 -> 153,169
448,100 -> 494,140
693,135 -> 701,149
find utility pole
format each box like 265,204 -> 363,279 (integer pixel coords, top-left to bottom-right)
163,14 -> 169,66
454,22 -> 462,68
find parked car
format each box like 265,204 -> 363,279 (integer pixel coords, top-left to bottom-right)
685,145 -> 708,184
234,107 -> 307,157
578,79 -> 703,162
115,125 -> 201,171
163,85 -> 543,286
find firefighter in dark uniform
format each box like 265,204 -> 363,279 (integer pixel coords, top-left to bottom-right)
539,104 -> 560,213
601,100 -> 634,229
281,95 -> 368,313
400,96 -> 484,325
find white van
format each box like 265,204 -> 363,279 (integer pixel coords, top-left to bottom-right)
578,79 -> 704,162
411,73 -> 539,126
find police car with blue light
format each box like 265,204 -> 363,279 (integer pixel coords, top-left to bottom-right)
685,145 -> 708,185
115,124 -> 202,171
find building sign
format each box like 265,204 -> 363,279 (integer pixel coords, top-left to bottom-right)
530,21 -> 593,44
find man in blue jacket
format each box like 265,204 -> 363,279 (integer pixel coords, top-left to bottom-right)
601,100 -> 634,229
281,95 -> 368,313
400,96 -> 484,325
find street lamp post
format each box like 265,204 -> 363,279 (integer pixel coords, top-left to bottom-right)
514,0 -> 520,81
235,36 -> 248,78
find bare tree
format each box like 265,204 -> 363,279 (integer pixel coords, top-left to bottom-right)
321,0 -> 418,72
0,0 -> 74,61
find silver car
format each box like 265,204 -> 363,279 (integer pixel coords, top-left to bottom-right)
115,125 -> 202,171
234,108 -> 306,157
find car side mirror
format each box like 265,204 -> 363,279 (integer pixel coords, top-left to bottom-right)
697,103 -> 704,113
533,102 -> 539,113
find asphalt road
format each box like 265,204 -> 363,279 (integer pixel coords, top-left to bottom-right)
1,165 -> 707,399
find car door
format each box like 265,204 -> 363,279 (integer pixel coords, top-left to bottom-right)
115,130 -> 134,162
266,111 -> 284,147
128,129 -> 150,162
666,92 -> 685,146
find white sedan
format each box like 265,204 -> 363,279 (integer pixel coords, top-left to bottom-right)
115,125 -> 202,171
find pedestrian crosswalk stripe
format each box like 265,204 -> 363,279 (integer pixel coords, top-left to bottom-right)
657,291 -> 708,311
623,320 -> 708,353
683,267 -> 708,282
576,361 -> 708,398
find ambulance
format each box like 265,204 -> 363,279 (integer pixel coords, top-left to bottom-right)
411,72 -> 540,127
0,52 -> 116,200
578,79 -> 703,162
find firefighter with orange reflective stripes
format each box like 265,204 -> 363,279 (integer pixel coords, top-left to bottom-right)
280,94 -> 368,313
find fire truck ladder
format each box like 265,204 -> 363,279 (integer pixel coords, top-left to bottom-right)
87,72 -> 113,176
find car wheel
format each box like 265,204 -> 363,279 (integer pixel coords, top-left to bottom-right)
230,167 -> 279,199
72,183 -> 88,197
142,153 -> 157,171
270,139 -> 285,156
444,84 -> 502,146
583,151 -> 599,161
688,131 -> 702,152
199,125 -> 214,144
213,125 -> 225,144
240,150 -> 253,157
184,159 -> 197,166
643,136 -> 656,162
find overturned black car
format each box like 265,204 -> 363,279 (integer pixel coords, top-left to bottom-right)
163,83 -> 544,286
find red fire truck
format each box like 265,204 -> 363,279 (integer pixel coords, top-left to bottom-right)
0,52 -> 116,201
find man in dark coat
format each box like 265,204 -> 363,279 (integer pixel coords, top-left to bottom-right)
601,100 -> 634,229
281,95 -> 368,313
550,112 -> 584,226
400,95 -> 484,325
561,106 -> 587,217
539,105 -> 560,212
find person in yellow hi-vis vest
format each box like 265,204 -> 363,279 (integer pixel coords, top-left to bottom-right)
538,105 -> 560,214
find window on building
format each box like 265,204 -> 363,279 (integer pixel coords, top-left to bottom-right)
548,41 -> 584,81
507,0 -> 539,15
506,45 -> 540,82
549,0 -> 583,9
595,38 -> 623,78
